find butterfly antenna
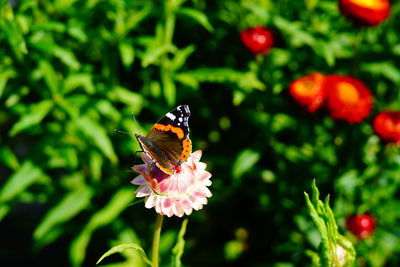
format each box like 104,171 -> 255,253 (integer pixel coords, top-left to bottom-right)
114,129 -> 135,136
132,113 -> 137,122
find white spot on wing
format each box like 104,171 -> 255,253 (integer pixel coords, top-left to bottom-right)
166,112 -> 176,120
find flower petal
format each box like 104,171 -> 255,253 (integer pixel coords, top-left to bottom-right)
131,174 -> 147,185
136,185 -> 152,197
131,164 -> 147,174
145,194 -> 157,209
131,149 -> 212,217
140,152 -> 153,165
190,150 -> 203,162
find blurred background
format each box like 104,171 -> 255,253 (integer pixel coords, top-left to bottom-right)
1,0 -> 400,266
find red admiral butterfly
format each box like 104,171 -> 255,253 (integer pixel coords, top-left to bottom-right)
135,105 -> 192,175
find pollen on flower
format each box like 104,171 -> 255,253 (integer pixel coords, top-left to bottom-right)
351,0 -> 386,9
131,150 -> 212,217
337,82 -> 360,104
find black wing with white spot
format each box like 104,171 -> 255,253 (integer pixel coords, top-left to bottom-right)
156,105 -> 191,137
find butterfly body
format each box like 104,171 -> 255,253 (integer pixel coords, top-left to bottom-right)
135,105 -> 192,175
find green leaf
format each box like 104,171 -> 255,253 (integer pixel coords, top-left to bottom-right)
273,16 -> 315,47
34,186 -> 93,241
321,43 -> 335,67
53,46 -> 80,71
174,74 -> 199,89
232,149 -> 260,179
75,116 -> 118,164
233,91 -> 245,106
305,0 -> 319,11
304,191 -> 327,238
106,86 -> 144,114
36,60 -> 59,95
141,44 -> 176,68
361,61 -> 400,84
34,227 -> 64,251
70,188 -> 135,267
0,68 -> 16,98
159,230 -> 177,257
304,180 -> 356,267
177,8 -> 214,32
119,42 -> 135,68
0,146 -> 19,170
96,243 -> 151,266
176,68 -> 265,91
67,24 -> 88,42
171,219 -> 189,267
0,7 -> 28,61
125,4 -> 152,31
0,161 -> 46,203
63,73 -> 95,95
162,71 -> 176,106
89,189 -> 135,229
0,204 -> 10,221
170,45 -> 195,71
9,99 -> 54,136
89,151 -> 103,182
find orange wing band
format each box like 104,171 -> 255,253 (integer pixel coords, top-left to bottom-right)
156,162 -> 175,175
153,124 -> 185,139
180,138 -> 192,161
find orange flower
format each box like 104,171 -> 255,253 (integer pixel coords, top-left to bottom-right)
339,0 -> 390,27
324,75 -> 373,123
289,72 -> 327,113
373,111 -> 400,144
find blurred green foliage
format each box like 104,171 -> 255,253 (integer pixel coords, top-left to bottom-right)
1,0 -> 400,266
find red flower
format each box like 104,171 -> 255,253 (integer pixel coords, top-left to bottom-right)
346,213 -> 376,239
324,75 -> 373,123
289,72 -> 327,113
339,0 -> 391,27
240,26 -> 274,55
373,111 -> 400,144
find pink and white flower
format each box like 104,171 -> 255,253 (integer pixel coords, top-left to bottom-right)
131,150 -> 212,217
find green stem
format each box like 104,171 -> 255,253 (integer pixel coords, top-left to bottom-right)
161,0 -> 177,105
351,30 -> 364,76
164,2 -> 176,45
151,213 -> 164,267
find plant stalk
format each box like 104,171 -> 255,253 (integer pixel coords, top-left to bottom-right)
151,213 -> 164,267
351,30 -> 365,76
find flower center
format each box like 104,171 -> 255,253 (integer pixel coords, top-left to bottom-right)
350,0 -> 386,9
360,218 -> 371,227
337,82 -> 360,104
255,34 -> 267,44
294,73 -> 323,97
294,77 -> 320,97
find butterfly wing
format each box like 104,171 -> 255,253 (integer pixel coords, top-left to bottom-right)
136,105 -> 192,175
150,105 -> 190,138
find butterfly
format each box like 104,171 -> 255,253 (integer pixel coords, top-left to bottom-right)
135,105 -> 192,175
